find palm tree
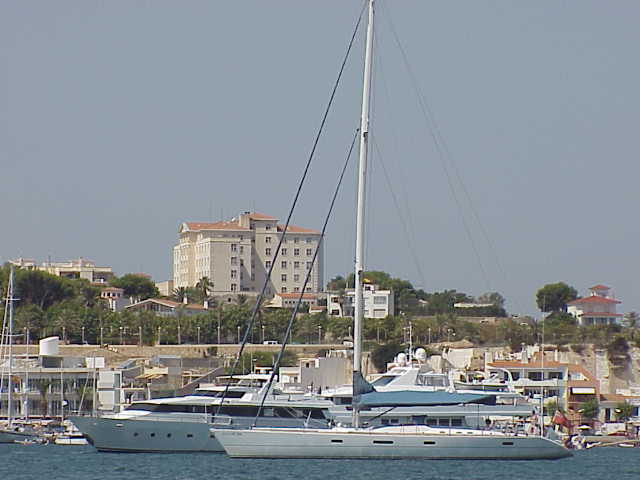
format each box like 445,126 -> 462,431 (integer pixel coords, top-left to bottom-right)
34,379 -> 51,417
172,287 -> 188,303
196,277 -> 212,299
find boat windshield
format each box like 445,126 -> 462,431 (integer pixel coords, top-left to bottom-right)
371,375 -> 397,387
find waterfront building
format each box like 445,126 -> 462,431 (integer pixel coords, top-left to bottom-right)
267,292 -> 319,309
327,283 -> 394,318
567,284 -> 622,326
10,257 -> 114,283
172,211 -> 324,296
125,298 -> 207,317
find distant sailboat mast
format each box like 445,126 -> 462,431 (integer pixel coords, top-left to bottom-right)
6,267 -> 15,428
353,0 -> 375,429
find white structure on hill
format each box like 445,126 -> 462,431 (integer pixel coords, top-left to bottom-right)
567,284 -> 622,326
327,283 -> 394,319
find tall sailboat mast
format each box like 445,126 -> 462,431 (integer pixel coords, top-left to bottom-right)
6,267 -> 15,427
353,0 -> 374,429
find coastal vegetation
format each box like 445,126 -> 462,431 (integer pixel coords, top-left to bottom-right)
1,265 -> 638,362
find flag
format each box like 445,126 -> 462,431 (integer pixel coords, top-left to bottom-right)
552,410 -> 570,429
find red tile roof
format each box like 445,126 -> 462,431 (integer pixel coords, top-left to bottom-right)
589,284 -> 610,290
277,224 -> 321,234
568,295 -> 620,305
183,221 -> 249,231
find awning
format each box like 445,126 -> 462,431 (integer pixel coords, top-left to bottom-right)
571,387 -> 596,394
357,390 -> 493,408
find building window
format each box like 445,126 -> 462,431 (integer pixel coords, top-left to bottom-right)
374,296 -> 387,305
306,262 -> 312,270
294,261 -> 300,269
265,236 -> 272,244
240,259 -> 244,266
281,261 -> 287,269
294,274 -> 300,282
294,248 -> 300,256
282,248 -> 287,256
306,248 -> 313,256
231,270 -> 237,279
231,256 -> 238,266
239,246 -> 244,254
231,283 -> 237,292
281,286 -> 287,293
266,224 -> 272,230
306,286 -> 312,292
265,248 -> 272,256
294,287 -> 300,292
294,237 -> 299,244
281,274 -> 287,282
306,237 -> 312,243
231,244 -> 238,252
265,261 -> 272,269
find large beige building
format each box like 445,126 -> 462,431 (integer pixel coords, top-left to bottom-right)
173,212 -> 324,297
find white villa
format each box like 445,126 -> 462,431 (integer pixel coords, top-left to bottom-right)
567,284 -> 622,326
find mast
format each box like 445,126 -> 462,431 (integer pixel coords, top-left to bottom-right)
7,267 -> 14,427
353,0 -> 374,429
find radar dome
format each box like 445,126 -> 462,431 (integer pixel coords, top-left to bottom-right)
414,348 -> 427,362
396,352 -> 407,365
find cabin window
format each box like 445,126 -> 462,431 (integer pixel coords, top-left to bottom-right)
373,440 -> 394,445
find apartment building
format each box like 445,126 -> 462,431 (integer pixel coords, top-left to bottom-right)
10,257 -> 114,283
327,283 -> 394,318
173,211 -> 323,296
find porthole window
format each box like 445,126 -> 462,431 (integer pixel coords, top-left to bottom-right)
187,434 -> 193,438
133,433 -> 139,437
167,433 -> 172,438
150,433 -> 155,437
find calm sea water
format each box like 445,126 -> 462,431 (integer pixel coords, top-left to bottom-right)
0,444 -> 638,480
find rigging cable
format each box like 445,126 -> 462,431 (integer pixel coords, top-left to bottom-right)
252,128 -> 360,427
215,1 -> 368,416
379,1 -> 492,293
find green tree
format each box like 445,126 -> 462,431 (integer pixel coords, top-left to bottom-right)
195,277 -> 213,303
14,269 -> 75,310
370,342 -> 403,372
535,282 -> 578,312
606,335 -> 630,370
614,402 -> 634,421
111,274 -> 159,302
579,398 -> 599,420
326,275 -> 346,291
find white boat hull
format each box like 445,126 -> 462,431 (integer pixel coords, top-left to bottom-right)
212,427 -> 572,460
70,416 -> 223,453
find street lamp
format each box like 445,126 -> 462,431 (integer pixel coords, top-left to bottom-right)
237,326 -> 241,344
261,325 -> 265,344
197,326 -> 201,345
447,328 -> 454,344
177,324 -> 181,344
217,320 -> 221,345
119,327 -> 123,345
428,327 -> 431,345
81,326 -> 85,345
138,326 -> 142,346
157,326 -> 161,345
100,327 -> 104,346
62,326 -> 66,344
318,325 -> 322,344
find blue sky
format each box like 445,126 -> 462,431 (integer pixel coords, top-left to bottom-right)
2,1 -> 639,316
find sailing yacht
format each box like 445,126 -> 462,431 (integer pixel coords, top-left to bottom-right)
212,0 -> 571,459
1,267 -> 35,444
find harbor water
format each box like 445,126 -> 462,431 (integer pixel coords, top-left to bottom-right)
0,444 -> 638,480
